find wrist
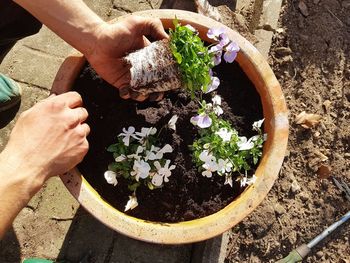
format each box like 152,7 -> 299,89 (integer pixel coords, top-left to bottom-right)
0,151 -> 46,196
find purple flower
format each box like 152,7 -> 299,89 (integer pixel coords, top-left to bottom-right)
207,27 -> 226,40
190,114 -> 212,128
223,42 -> 240,63
209,45 -> 222,65
218,33 -> 230,47
206,76 -> 220,93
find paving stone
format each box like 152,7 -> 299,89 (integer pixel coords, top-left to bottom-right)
57,208 -> 115,263
20,26 -> 73,59
37,177 -> 79,219
112,0 -> 156,13
108,233 -> 192,263
84,0 -> 115,20
0,42 -> 64,90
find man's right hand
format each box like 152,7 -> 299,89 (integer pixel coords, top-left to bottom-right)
1,91 -> 90,190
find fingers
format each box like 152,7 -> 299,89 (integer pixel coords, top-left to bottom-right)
70,107 -> 89,126
129,89 -> 149,102
80,123 -> 91,137
135,17 -> 169,41
53,91 -> 83,109
119,87 -> 131,99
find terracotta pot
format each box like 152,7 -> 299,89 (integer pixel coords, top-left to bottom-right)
52,9 -> 289,244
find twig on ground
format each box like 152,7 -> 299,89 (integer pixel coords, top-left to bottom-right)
50,216 -> 74,221
325,7 -> 344,27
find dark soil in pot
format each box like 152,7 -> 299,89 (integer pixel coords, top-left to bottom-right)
73,61 -> 263,223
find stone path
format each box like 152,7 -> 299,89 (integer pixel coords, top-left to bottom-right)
0,0 -> 282,262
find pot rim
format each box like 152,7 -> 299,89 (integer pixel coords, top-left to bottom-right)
53,9 -> 289,244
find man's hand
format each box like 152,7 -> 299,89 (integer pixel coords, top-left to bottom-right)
1,92 -> 90,190
85,16 -> 169,101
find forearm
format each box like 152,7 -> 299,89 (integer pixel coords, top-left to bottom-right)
0,152 -> 43,238
13,0 -> 105,55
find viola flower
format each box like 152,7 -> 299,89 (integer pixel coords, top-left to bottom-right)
155,144 -> 173,159
224,175 -> 233,187
207,27 -> 226,40
104,170 -> 118,186
115,154 -> 126,162
217,158 -> 233,175
240,175 -> 257,188
223,42 -> 240,63
130,159 -> 151,181
202,158 -> 218,178
212,95 -> 222,105
199,150 -> 214,163
252,118 -> 264,132
151,160 -> 176,186
216,128 -> 233,142
168,115 -> 178,131
144,145 -> 161,161
136,127 -> 157,139
209,45 -> 222,66
190,114 -> 212,128
118,126 -> 138,146
218,33 -> 230,47
237,136 -> 255,151
124,195 -> 138,212
206,76 -> 220,94
184,24 -> 197,33
127,145 -> 144,160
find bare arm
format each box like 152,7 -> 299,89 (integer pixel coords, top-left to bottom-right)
0,92 -> 89,238
13,0 -> 168,100
13,0 -> 104,56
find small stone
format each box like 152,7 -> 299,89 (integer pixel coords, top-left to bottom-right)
322,100 -> 331,113
344,153 -> 350,158
290,180 -> 301,194
275,47 -> 292,57
274,204 -> 286,215
298,1 -> 309,16
316,251 -> 324,258
299,192 -> 309,202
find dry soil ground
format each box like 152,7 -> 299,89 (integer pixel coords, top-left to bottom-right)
225,0 -> 350,262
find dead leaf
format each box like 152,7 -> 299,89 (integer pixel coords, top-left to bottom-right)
295,111 -> 322,129
298,1 -> 309,17
317,164 -> 332,179
314,150 -> 328,161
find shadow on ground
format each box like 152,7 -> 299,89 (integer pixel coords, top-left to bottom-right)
0,227 -> 21,263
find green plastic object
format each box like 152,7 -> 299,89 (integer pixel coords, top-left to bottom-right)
275,249 -> 303,263
0,73 -> 21,112
23,259 -> 54,263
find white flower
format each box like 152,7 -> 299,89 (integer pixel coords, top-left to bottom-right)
118,126 -> 138,146
213,105 -> 223,116
217,158 -> 232,175
185,24 -> 196,32
224,175 -> 233,187
156,144 -> 173,159
124,195 -> 138,212
130,159 -> 151,181
127,146 -> 144,160
190,114 -> 212,128
115,154 -> 126,162
168,115 -> 178,131
151,160 -> 176,186
240,175 -> 257,187
215,128 -> 233,142
202,159 -> 218,178
135,127 -> 157,139
144,145 -> 160,161
237,136 -> 254,151
212,95 -> 222,105
104,170 -> 118,186
252,119 -> 264,132
199,150 -> 214,163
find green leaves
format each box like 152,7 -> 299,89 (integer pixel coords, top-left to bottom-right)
169,21 -> 213,97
